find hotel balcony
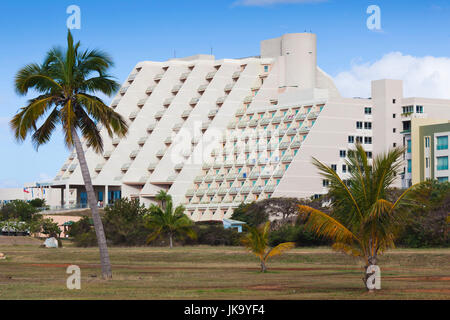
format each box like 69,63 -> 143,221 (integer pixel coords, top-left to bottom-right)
164,137 -> 172,145
202,121 -> 211,130
103,150 -> 112,159
238,121 -> 247,128
112,138 -> 121,145
139,176 -> 150,183
181,109 -> 191,118
282,155 -> 294,163
284,115 -> 295,123
154,73 -> 164,81
260,118 -> 271,126
95,164 -> 104,172
147,123 -> 156,132
307,111 -> 320,119
111,99 -> 120,109
229,187 -> 240,195
119,86 -> 129,95
69,152 -> 76,160
155,110 -> 165,119
215,174 -> 225,182
299,126 -> 310,133
146,85 -> 156,95
194,176 -> 204,183
137,98 -> 147,107
197,84 -> 208,92
272,116 -> 283,124
218,188 -> 228,195
291,140 -> 302,149
249,119 -> 259,127
287,128 -> 297,136
173,123 -> 183,132
243,96 -> 253,104
167,175 -> 178,182
226,173 -> 238,181
148,163 -> 158,171
235,108 -> 245,116
163,98 -> 173,106
129,150 -> 139,159
224,83 -> 235,92
252,186 -> 264,194
61,164 -> 69,171
241,186 -> 252,194
156,149 -> 166,158
264,185 -> 276,193
180,72 -> 190,80
138,137 -> 148,146
186,189 -> 195,197
273,170 -> 285,178
207,189 -> 217,196
279,142 -> 290,150
174,163 -> 184,171
249,172 -> 260,180
205,175 -> 214,183
205,71 -> 216,80
202,164 -> 212,170
121,163 -> 131,171
190,97 -> 200,105
217,96 -> 226,104
208,109 -> 218,118
232,71 -> 241,79
171,84 -> 182,93
296,113 -> 307,121
129,111 -> 139,120
128,73 -> 137,82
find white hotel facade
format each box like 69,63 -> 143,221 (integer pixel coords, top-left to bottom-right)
50,33 -> 450,221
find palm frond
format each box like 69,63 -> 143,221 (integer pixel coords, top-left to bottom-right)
266,242 -> 295,259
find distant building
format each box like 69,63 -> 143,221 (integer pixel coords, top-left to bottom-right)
408,119 -> 450,185
47,33 -> 450,221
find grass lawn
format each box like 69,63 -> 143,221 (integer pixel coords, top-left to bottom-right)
0,237 -> 449,300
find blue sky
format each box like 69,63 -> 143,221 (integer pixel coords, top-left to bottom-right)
1,0 -> 449,187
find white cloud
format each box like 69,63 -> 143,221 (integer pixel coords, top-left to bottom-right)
233,0 -> 326,6
333,52 -> 450,99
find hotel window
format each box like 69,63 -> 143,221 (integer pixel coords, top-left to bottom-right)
364,137 -> 372,144
426,157 -> 430,168
364,122 -> 372,130
416,105 -> 423,113
356,136 -> 363,143
364,107 -> 372,115
437,156 -> 448,171
438,177 -> 449,183
331,164 -> 337,171
356,121 -> 363,129
342,165 -> 347,173
264,65 -> 269,72
366,152 -> 373,159
402,106 -> 414,114
437,136 -> 448,150
340,150 -> 346,158
393,114 -> 396,118
393,128 -> 396,133
407,140 -> 411,153
348,136 -> 355,143
322,179 -> 329,187
407,159 -> 412,173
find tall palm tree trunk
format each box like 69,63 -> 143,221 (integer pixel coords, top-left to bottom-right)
72,129 -> 112,279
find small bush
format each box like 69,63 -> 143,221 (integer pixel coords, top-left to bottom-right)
269,224 -> 330,247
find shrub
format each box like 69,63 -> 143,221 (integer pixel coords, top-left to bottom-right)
0,200 -> 37,222
193,221 -> 241,246
269,224 -> 330,247
103,198 -> 149,246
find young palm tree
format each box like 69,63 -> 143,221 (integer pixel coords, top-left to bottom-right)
155,190 -> 171,211
241,221 -> 295,273
297,144 -> 420,290
10,30 -> 128,279
146,196 -> 196,248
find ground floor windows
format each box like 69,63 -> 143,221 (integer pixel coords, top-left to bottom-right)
437,156 -> 449,171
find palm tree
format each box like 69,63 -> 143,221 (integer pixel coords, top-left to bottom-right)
146,196 -> 196,248
297,144 -> 421,290
241,221 -> 295,273
155,190 -> 171,211
10,30 -> 128,279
